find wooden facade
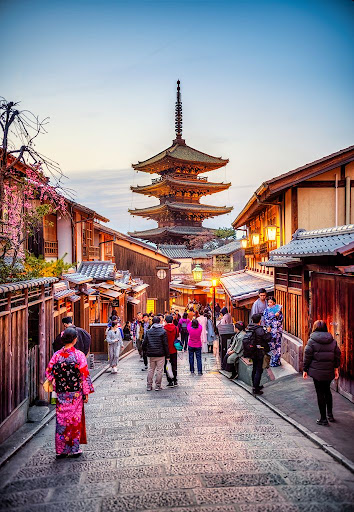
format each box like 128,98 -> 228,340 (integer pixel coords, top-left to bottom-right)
0,278 -> 57,444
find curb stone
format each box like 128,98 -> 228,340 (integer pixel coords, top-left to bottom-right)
0,349 -> 135,469
225,373 -> 354,475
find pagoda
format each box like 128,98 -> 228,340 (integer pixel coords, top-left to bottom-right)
128,81 -> 232,245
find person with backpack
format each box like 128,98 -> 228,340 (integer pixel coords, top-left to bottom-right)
187,318 -> 203,375
303,320 -> 341,425
164,314 -> 179,387
178,312 -> 191,351
143,316 -> 169,391
243,313 -> 271,395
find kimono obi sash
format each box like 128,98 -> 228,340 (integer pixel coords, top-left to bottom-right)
53,361 -> 81,393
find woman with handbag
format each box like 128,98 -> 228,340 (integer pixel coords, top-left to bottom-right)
164,314 -> 179,387
106,320 -> 124,374
45,327 -> 94,459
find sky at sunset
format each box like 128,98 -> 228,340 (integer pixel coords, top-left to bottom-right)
2,0 -> 354,236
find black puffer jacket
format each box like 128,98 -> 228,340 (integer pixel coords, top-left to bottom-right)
143,324 -> 169,358
303,331 -> 341,381
247,323 -> 271,353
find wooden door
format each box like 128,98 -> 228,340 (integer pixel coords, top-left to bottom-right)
311,273 -> 354,402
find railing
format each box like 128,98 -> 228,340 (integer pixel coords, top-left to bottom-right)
151,175 -> 208,184
44,240 -> 58,258
89,246 -> 100,260
245,246 -> 254,255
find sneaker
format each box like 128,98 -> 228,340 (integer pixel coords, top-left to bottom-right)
316,418 -> 329,426
253,388 -> 263,395
112,367 -> 118,374
198,372 -> 203,376
147,387 -> 152,391
155,387 -> 161,391
56,454 -> 67,459
167,382 -> 174,388
174,381 -> 178,387
141,366 -> 148,371
190,371 -> 195,375
327,414 -> 335,422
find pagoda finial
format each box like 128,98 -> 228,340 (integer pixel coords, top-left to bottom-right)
174,80 -> 185,145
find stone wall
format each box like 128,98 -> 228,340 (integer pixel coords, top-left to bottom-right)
281,331 -> 303,372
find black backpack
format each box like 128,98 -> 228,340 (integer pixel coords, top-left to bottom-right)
242,328 -> 257,358
180,320 -> 188,333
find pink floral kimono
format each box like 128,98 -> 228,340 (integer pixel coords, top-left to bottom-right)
46,346 -> 94,455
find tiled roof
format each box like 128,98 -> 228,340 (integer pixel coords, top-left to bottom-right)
129,202 -> 233,216
220,270 -> 273,303
77,261 -> 116,281
131,177 -> 231,194
62,273 -> 93,285
269,224 -> 354,258
158,245 -> 211,259
207,240 -> 242,255
0,277 -> 58,294
133,143 -> 229,172
128,226 -> 214,238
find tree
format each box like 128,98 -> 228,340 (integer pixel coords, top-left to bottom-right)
0,98 -> 67,275
187,227 -> 236,250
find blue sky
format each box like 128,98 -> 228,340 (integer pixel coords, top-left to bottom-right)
2,0 -> 354,234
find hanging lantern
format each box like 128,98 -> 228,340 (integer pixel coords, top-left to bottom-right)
192,264 -> 203,282
241,238 -> 248,249
212,278 -> 218,288
265,225 -> 277,241
251,233 -> 260,246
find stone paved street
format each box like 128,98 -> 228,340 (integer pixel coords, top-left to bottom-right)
1,351 -> 354,511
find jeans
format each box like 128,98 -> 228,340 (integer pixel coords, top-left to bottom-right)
188,346 -> 202,374
165,352 -> 178,383
313,379 -> 333,419
143,349 -> 148,367
181,330 -> 189,350
147,356 -> 165,389
252,350 -> 264,390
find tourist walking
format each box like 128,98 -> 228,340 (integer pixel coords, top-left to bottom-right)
198,312 -> 208,353
135,312 -> 144,360
222,321 -> 246,378
263,296 -> 283,367
217,307 -> 235,362
178,312 -> 190,350
53,317 -> 91,355
187,318 -> 203,375
143,316 -> 169,391
303,320 -> 341,426
45,327 -> 94,458
206,314 -> 215,353
106,320 -> 124,373
141,313 -> 151,371
245,314 -> 271,395
164,314 -> 179,387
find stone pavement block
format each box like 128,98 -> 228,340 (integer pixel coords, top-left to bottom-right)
118,453 -> 170,467
194,486 -> 285,505
145,507 -> 236,512
101,490 -> 195,511
246,448 -> 306,460
14,459 -> 116,479
13,500 -> 101,512
277,459 -> 329,472
1,472 -> 81,494
166,462 -> 223,475
0,488 -> 50,510
238,505 -> 300,512
120,475 -> 202,493
83,465 -> 165,483
218,460 -> 282,474
279,484 -> 354,504
202,472 -> 286,487
47,482 -> 117,502
170,451 -> 248,463
284,470 -> 341,486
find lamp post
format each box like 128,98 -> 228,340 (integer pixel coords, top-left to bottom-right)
192,264 -> 203,283
212,278 -> 218,329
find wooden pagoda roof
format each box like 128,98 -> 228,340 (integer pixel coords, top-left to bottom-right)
132,142 -> 229,174
128,225 -> 214,242
131,176 -> 231,197
129,202 -> 233,219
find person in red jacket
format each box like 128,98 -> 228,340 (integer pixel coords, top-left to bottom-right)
164,314 -> 179,387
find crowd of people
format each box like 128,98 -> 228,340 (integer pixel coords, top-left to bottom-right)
45,291 -> 341,459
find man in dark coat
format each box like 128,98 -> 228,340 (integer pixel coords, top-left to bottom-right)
246,313 -> 271,395
53,317 -> 91,356
143,316 -> 169,391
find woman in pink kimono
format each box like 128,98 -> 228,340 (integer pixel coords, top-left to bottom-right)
46,327 -> 94,459
198,312 -> 208,353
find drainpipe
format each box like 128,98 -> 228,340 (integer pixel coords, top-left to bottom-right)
345,176 -> 351,225
335,174 -> 338,227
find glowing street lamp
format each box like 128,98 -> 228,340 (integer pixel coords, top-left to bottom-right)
265,225 -> 277,242
192,264 -> 203,282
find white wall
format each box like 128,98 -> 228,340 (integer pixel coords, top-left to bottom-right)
57,216 -> 73,263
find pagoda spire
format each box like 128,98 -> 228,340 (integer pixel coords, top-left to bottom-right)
173,80 -> 185,145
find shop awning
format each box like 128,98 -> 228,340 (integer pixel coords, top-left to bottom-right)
127,296 -> 140,305
220,270 -> 273,306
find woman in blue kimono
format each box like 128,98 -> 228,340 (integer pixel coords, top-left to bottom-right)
263,297 -> 283,367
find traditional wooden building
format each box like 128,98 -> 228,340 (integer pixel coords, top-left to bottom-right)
128,81 -> 232,245
232,145 -> 354,274
265,225 -> 354,401
207,240 -> 246,274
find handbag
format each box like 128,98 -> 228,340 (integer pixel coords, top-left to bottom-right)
166,360 -> 174,379
43,379 -> 53,393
